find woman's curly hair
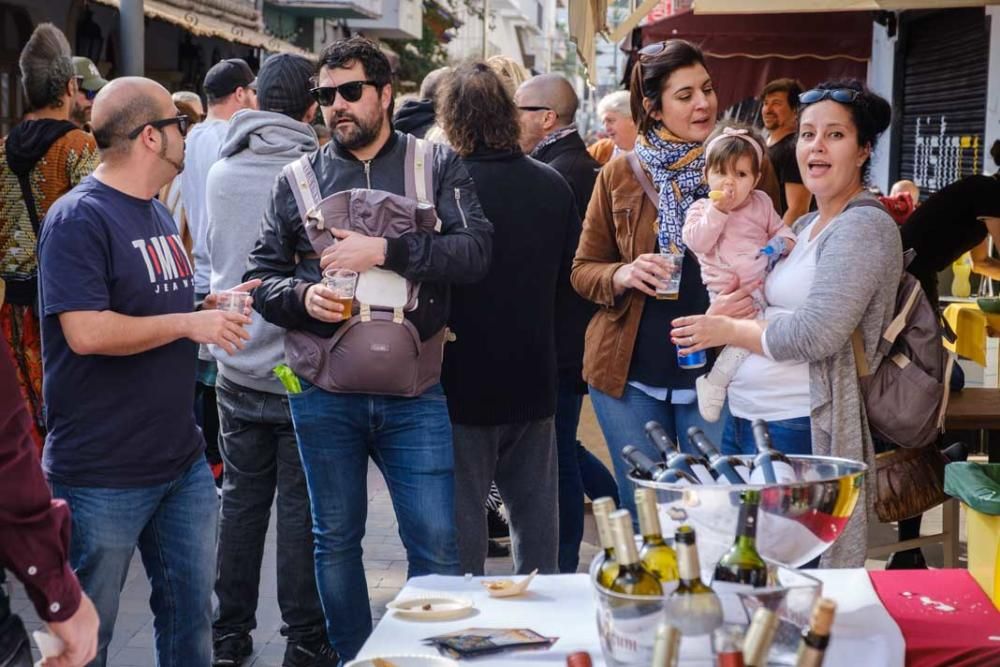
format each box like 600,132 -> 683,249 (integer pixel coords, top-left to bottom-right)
437,63 -> 520,157
19,23 -> 74,111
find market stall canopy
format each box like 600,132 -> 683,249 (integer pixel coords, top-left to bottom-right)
264,0 -> 381,20
694,0 -> 999,12
641,9 -> 872,111
568,0 -> 607,84
91,0 -> 315,58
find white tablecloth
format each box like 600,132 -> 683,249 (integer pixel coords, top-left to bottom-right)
358,571 -> 904,667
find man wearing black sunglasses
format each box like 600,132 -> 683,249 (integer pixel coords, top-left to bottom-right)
38,76 -> 259,667
70,56 -> 108,130
245,36 -> 492,661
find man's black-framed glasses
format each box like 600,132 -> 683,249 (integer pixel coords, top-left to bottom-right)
309,81 -> 377,106
126,115 -> 191,140
798,88 -> 861,106
74,77 -> 98,101
517,105 -> 552,112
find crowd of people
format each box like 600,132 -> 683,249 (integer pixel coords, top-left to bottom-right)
2,17 -> 1000,667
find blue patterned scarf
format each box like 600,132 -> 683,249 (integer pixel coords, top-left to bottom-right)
633,124 -> 708,254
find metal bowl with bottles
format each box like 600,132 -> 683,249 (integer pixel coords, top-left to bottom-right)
590,555 -> 822,667
630,454 -> 868,570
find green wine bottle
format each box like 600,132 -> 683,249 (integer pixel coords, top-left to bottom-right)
650,624 -> 680,667
592,497 -> 619,589
608,510 -> 663,596
669,526 -> 723,636
713,490 -> 768,588
635,488 -> 679,585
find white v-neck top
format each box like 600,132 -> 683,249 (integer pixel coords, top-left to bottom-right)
728,218 -> 830,421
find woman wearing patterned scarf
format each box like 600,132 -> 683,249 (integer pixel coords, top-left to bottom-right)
571,40 -> 764,518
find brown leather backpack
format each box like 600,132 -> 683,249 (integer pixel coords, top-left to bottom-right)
282,135 -> 447,397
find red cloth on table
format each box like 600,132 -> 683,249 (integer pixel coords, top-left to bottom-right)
869,569 -> 1000,666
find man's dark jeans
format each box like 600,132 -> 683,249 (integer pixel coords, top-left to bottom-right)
213,375 -> 325,646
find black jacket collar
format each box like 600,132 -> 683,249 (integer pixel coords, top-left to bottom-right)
533,131 -> 586,163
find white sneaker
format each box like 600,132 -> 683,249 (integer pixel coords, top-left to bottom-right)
696,374 -> 727,423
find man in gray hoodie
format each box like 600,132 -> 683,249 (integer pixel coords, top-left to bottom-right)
205,54 -> 334,667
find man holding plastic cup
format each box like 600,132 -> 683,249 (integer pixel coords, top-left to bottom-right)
37,76 -> 257,667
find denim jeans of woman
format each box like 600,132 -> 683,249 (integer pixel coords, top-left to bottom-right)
721,415 -> 812,457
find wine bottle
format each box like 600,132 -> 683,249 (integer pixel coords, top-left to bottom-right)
712,625 -> 746,667
635,488 -> 679,584
608,509 -> 663,596
592,496 -> 620,589
650,624 -> 680,667
742,607 -> 778,667
713,490 -> 768,587
623,446 -> 699,485
566,652 -> 593,667
795,598 -> 837,667
645,421 -> 715,484
748,419 -> 798,484
687,427 -> 748,484
669,525 -> 723,636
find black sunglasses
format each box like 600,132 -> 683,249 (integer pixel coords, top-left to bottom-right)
309,81 -> 377,106
517,105 -> 552,112
799,88 -> 861,106
127,115 -> 191,140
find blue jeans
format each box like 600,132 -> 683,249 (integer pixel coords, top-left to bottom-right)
288,381 -> 461,660
51,460 -> 218,667
721,415 -> 812,456
589,384 -> 727,519
213,376 -> 325,645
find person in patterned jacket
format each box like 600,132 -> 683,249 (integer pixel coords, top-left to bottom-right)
0,23 -> 98,451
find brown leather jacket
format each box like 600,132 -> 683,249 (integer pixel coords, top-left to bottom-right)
571,153 -> 780,398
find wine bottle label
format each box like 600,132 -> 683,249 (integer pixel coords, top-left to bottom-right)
597,604 -> 662,667
691,464 -> 715,485
749,461 -> 796,484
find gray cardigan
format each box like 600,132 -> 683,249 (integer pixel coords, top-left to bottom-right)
764,194 -> 902,567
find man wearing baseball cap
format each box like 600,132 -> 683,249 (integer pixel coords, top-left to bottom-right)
70,56 -> 108,129
180,57 -> 258,492
205,53 -> 332,667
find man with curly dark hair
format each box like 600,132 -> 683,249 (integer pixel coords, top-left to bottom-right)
245,37 -> 492,661
437,63 -> 578,575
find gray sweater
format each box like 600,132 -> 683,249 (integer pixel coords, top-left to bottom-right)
764,194 -> 902,568
206,109 -> 318,393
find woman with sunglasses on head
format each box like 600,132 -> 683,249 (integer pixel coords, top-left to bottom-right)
571,40 -> 769,518
671,80 -> 898,567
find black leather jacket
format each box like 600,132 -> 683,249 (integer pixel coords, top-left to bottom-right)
245,131 -> 493,339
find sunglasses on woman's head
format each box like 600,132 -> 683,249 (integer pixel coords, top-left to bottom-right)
126,115 -> 191,140
638,41 -> 669,61
799,88 -> 861,106
309,81 -> 377,106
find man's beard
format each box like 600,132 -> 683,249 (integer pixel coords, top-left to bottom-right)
332,110 -> 383,151
70,102 -> 89,128
158,133 -> 184,174
762,116 -> 779,131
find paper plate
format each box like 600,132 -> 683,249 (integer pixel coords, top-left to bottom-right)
385,595 -> 474,621
345,654 -> 460,667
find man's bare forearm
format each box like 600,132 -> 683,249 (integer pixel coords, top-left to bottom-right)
59,311 -> 191,356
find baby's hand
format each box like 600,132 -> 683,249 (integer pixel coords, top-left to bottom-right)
759,237 -> 789,271
708,187 -> 736,213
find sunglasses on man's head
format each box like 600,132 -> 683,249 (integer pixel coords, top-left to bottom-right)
798,88 -> 861,106
126,115 -> 191,140
309,80 -> 377,106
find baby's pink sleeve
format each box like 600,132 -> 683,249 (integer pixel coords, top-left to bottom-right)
683,198 -> 729,254
760,192 -> 796,243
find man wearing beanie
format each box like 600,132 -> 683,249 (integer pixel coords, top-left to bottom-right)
205,54 -> 334,667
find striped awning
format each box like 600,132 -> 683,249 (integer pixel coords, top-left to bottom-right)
91,0 -> 314,58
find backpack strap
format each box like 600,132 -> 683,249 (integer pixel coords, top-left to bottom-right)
851,329 -> 871,377
882,282 -> 923,347
626,151 -> 659,208
403,135 -> 435,206
283,156 -> 335,255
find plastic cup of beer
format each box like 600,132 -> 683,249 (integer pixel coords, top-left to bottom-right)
656,250 -> 684,300
323,268 -> 357,316
215,290 -> 251,314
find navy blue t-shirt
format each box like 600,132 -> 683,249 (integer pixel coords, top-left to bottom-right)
39,176 -> 204,488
